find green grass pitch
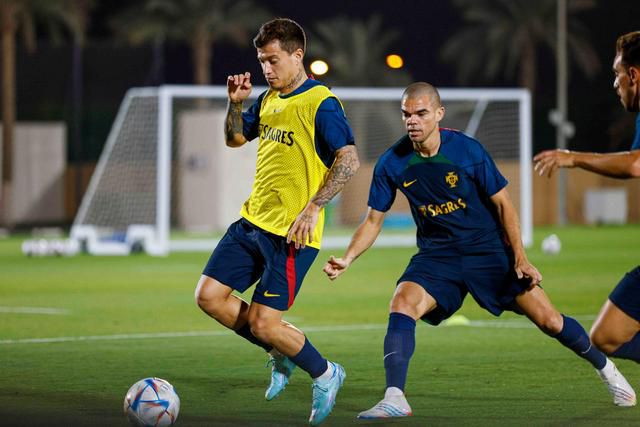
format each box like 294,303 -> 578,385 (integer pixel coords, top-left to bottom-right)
1,225 -> 640,426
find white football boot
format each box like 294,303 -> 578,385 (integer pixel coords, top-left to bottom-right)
357,387 -> 413,419
597,358 -> 636,407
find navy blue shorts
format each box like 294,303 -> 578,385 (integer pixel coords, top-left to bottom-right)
609,266 -> 640,322
398,248 -> 532,325
202,218 -> 319,311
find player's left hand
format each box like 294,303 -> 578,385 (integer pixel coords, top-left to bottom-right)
515,259 -> 542,286
533,149 -> 575,178
287,202 -> 320,249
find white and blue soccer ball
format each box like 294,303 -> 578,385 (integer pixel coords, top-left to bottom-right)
124,377 -> 180,427
541,234 -> 562,255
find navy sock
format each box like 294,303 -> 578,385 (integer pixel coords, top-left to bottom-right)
290,338 -> 328,378
554,314 -> 606,370
612,332 -> 640,363
384,312 -> 416,391
234,323 -> 272,352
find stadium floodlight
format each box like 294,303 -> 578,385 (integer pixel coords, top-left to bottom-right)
386,54 -> 404,69
310,60 -> 329,75
71,85 -> 532,255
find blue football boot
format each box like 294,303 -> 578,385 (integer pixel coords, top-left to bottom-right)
308,362 -> 346,425
265,354 -> 296,400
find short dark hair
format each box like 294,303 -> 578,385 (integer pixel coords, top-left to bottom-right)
616,31 -> 640,68
253,18 -> 306,54
402,82 -> 442,107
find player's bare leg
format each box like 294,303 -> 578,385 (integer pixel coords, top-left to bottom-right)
358,282 -> 435,419
591,300 -> 640,355
248,303 -> 345,425
515,285 -> 636,407
195,275 -> 251,329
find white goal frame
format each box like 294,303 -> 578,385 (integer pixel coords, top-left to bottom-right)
71,85 -> 531,255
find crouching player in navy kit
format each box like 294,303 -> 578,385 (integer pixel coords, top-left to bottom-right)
323,82 -> 635,419
195,18 -> 359,425
535,31 -> 640,379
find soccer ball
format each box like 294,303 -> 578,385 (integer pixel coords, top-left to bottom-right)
124,377 -> 180,427
541,234 -> 562,255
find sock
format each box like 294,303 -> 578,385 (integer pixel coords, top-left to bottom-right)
384,312 -> 416,391
554,314 -> 606,370
234,323 -> 272,352
612,332 -> 640,363
290,337 -> 328,378
315,362 -> 335,381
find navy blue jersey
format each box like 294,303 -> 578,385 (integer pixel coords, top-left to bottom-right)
368,129 -> 508,252
631,113 -> 640,151
242,79 -> 355,168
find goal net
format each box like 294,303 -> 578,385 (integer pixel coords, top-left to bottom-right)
71,86 -> 531,255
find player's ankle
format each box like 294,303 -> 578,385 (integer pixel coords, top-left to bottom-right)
385,386 -> 405,398
315,361 -> 334,381
598,358 -> 615,374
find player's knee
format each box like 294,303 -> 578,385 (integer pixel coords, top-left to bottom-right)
389,294 -> 422,318
537,311 -> 564,335
248,317 -> 274,343
194,278 -> 224,315
590,328 -> 618,355
389,293 -> 411,313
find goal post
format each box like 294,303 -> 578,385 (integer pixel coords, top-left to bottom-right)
71,85 -> 532,255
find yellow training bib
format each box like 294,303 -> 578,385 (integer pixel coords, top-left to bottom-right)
240,84 -> 337,249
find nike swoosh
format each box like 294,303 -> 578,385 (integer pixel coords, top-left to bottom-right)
264,291 -> 280,297
403,179 -> 417,188
383,351 -> 397,360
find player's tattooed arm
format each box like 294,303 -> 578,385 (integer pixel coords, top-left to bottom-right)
225,101 -> 247,147
312,145 -> 360,207
288,145 -> 359,249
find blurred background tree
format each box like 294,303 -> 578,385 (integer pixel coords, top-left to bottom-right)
111,0 -> 271,86
307,15 -> 412,87
440,0 -> 599,97
1,0 -> 92,226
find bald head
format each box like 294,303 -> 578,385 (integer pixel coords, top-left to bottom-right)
402,82 -> 441,107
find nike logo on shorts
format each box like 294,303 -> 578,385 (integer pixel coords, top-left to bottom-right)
264,291 -> 281,297
403,179 -> 417,188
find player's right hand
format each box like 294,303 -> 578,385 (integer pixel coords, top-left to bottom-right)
227,72 -> 252,103
323,255 -> 351,280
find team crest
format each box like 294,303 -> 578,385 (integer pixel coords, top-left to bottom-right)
445,171 -> 458,188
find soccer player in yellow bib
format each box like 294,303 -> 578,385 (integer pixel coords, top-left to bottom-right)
194,18 -> 359,425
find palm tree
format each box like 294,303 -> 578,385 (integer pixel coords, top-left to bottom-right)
440,0 -> 599,94
38,0 -> 95,211
307,15 -> 412,87
1,0 -> 37,225
0,0 -> 92,225
112,0 -> 270,85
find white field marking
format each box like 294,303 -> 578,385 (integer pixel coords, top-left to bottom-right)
0,306 -> 70,315
0,315 -> 598,345
0,323 -> 388,345
466,314 -> 596,329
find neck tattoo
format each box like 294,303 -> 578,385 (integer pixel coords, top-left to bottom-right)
283,70 -> 306,92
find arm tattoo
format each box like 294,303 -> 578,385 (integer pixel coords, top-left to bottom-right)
312,145 -> 360,207
225,101 -> 244,142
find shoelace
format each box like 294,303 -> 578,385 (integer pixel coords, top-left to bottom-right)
265,357 -> 291,375
311,383 -> 329,404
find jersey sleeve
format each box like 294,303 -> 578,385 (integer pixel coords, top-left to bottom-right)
469,143 -> 508,197
314,97 -> 356,168
631,113 -> 640,151
367,159 -> 397,212
242,91 -> 267,141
